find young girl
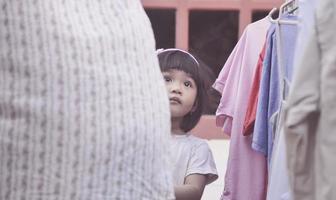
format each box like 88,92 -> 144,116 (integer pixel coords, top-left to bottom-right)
157,49 -> 218,200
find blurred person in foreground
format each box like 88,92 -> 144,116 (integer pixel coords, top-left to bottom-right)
0,1 -> 174,199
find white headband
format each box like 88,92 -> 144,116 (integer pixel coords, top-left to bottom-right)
156,48 -> 199,66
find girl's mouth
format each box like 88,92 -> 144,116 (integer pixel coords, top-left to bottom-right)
169,97 -> 181,104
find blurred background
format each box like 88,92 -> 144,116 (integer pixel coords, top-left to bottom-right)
141,0 -> 281,139
141,1 -> 281,199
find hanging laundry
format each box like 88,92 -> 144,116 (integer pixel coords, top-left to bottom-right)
252,14 -> 297,166
213,17 -> 269,200
243,42 -> 267,136
284,0 -> 336,199
266,14 -> 298,200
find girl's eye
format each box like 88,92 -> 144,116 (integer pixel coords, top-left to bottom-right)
164,76 -> 172,82
184,81 -> 192,87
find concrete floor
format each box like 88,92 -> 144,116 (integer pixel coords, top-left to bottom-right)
202,139 -> 230,200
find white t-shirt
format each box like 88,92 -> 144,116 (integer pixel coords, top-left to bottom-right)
170,134 -> 218,185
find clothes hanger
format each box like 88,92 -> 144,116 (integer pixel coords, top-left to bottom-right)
268,0 -> 298,25
282,0 -> 298,15
268,7 -> 278,23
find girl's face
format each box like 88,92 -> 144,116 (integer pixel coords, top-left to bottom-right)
162,69 -> 198,120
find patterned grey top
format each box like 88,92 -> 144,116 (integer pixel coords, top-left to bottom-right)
0,0 -> 174,199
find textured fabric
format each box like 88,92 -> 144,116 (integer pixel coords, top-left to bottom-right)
285,0 -> 336,199
170,134 -> 218,186
252,17 -> 297,166
213,17 -> 269,200
243,42 -> 266,136
0,1 -> 174,200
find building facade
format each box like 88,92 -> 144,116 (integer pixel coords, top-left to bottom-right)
142,0 -> 282,139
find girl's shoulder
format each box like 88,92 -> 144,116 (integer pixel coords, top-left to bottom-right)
187,134 -> 210,148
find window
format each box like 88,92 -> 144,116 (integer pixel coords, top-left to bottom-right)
189,10 -> 239,114
189,10 -> 238,77
145,9 -> 176,49
252,10 -> 270,22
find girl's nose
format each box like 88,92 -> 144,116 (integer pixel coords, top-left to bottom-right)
171,82 -> 182,94
172,88 -> 182,94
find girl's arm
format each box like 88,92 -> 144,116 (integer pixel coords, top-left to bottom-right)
174,174 -> 207,200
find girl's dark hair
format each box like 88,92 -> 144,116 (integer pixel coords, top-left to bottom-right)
158,50 -> 205,132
